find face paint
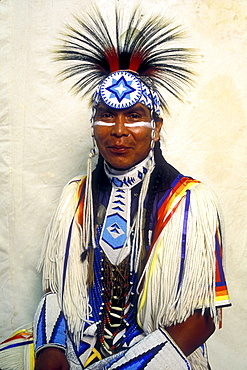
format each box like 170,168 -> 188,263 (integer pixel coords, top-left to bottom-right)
93,103 -> 162,170
94,121 -> 153,128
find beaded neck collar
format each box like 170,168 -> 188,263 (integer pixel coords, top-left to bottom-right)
104,151 -> 154,190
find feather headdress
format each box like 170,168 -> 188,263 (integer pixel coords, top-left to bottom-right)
55,5 -> 194,114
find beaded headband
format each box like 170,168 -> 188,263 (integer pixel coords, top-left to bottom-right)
92,71 -> 161,116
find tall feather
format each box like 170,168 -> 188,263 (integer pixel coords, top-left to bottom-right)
55,5 -> 195,113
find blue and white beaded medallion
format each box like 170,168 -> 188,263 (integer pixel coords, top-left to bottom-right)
100,71 -> 142,109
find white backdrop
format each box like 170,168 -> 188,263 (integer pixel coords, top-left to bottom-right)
1,0 -> 246,368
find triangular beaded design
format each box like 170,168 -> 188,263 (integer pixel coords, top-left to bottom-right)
99,153 -> 153,265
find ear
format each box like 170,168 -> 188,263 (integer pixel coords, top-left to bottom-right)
154,118 -> 163,141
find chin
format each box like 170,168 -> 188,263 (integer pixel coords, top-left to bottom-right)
106,160 -> 131,170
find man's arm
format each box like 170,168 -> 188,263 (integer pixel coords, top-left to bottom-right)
165,309 -> 215,356
85,312 -> 212,370
94,309 -> 214,370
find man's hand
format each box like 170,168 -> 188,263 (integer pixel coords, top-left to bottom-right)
35,347 -> 69,370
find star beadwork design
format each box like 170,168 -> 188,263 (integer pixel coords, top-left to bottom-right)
106,76 -> 136,102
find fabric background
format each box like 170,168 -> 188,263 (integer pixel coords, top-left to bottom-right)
0,0 -> 246,368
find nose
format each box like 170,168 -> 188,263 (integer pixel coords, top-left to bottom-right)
110,114 -> 129,137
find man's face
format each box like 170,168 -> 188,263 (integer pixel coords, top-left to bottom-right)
93,102 -> 162,170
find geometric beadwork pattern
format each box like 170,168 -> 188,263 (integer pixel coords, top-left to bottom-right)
100,71 -> 142,110
98,71 -> 161,115
99,158 -> 152,265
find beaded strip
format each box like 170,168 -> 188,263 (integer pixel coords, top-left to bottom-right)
89,225 -> 143,356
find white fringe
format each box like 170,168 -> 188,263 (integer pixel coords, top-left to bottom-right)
131,163 -> 153,273
37,176 -> 90,347
38,175 -> 222,360
0,323 -> 34,370
82,151 -> 97,252
187,345 -> 210,370
137,182 -> 222,333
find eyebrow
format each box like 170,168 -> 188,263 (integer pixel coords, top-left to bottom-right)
95,106 -> 112,114
95,105 -> 149,115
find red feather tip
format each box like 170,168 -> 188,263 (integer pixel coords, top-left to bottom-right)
129,51 -> 144,72
105,48 -> 119,73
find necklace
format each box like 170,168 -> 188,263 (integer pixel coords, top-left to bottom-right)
90,226 -> 143,356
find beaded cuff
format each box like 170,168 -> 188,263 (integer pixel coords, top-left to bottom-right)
33,293 -> 67,355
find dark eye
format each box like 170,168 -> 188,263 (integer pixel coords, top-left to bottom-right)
127,113 -> 141,121
101,112 -> 113,118
96,111 -> 115,122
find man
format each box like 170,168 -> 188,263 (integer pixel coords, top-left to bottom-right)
33,5 -> 230,370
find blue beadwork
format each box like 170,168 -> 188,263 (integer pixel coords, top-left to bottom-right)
89,225 -> 143,355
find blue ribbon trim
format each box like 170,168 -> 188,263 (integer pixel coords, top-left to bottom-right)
0,340 -> 33,352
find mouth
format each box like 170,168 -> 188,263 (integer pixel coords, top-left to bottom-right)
108,145 -> 132,154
